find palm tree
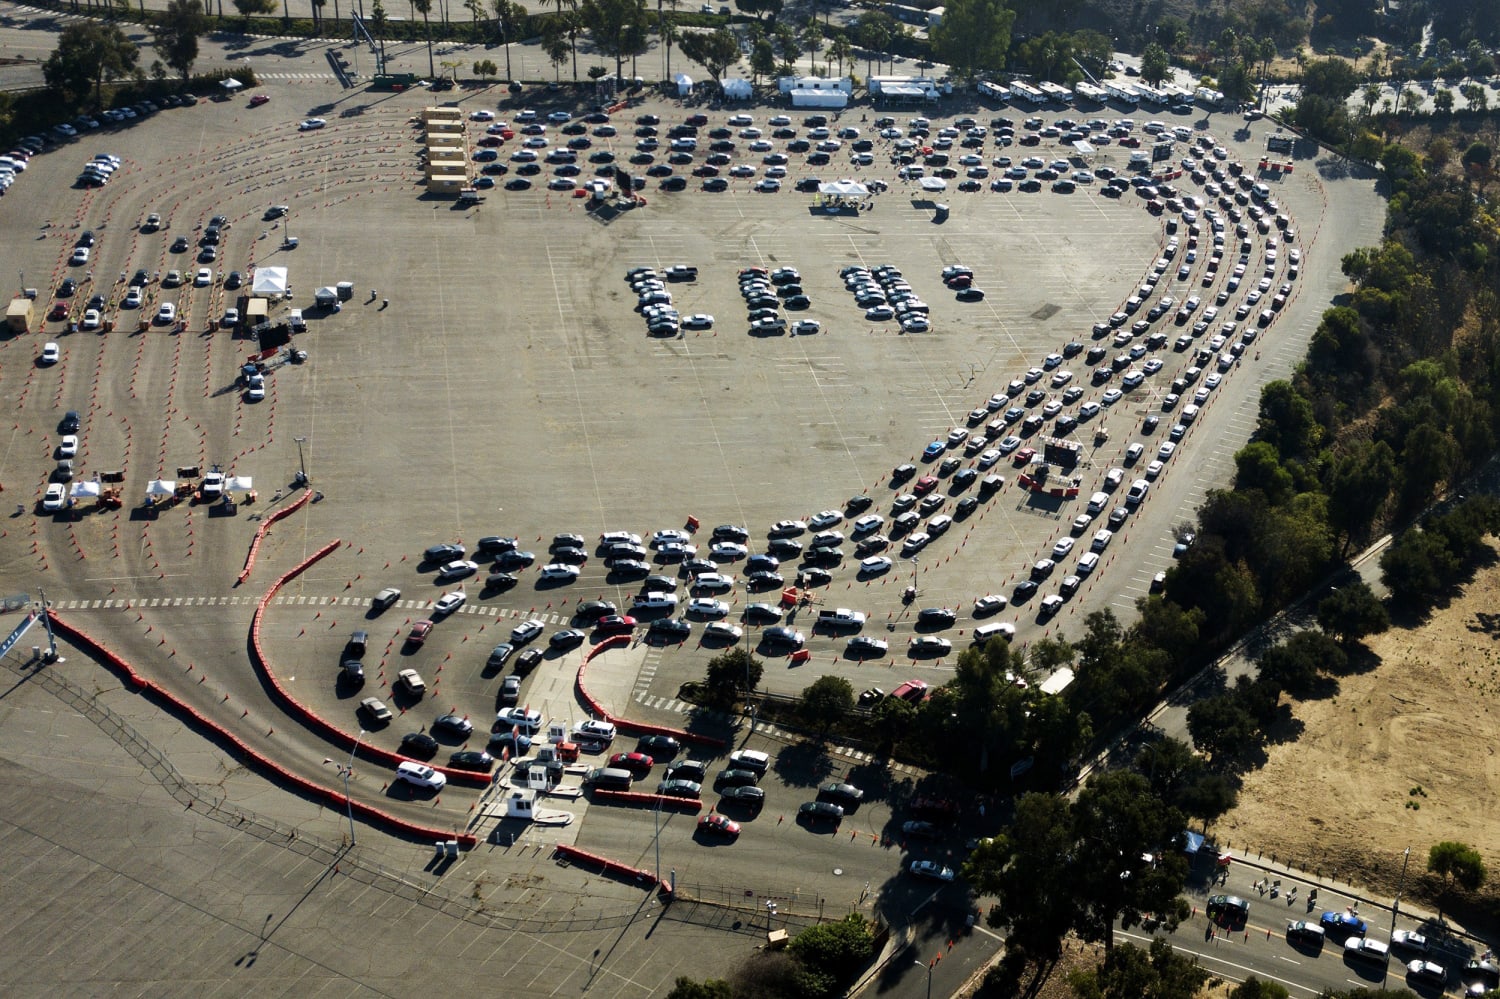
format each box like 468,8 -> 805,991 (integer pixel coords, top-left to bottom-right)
494,0 -> 524,79
829,34 -> 850,78
660,17 -> 678,78
413,0 -> 435,77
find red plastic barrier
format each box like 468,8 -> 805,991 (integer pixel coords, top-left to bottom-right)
45,610 -> 477,847
577,636 -> 726,749
555,842 -> 659,885
238,489 -> 313,583
245,541 -> 488,788
593,788 -> 703,812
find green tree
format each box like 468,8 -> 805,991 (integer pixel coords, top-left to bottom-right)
678,27 -> 741,83
856,11 -> 892,78
702,646 -> 763,705
494,0 -> 526,79
581,0 -> 647,81
1257,631 -> 1340,695
1300,56 -> 1360,102
1069,939 -> 1208,999
1229,976 -> 1290,999
1186,693 -> 1259,764
1325,439 -> 1395,549
665,977 -> 733,999
801,18 -> 821,71
788,914 -> 873,997
1140,41 -> 1170,86
963,792 -> 1078,958
928,0 -> 1013,80
736,0 -> 781,21
231,0 -> 277,17
869,693 -> 914,754
799,675 -> 854,737
1361,82 -> 1380,115
1433,87 -> 1455,115
43,20 -> 139,108
472,57 -> 499,80
1255,380 -> 1322,459
828,33 -> 851,77
1234,441 -> 1296,505
1428,841 -> 1487,916
153,0 -> 206,80
749,36 -> 776,83
1070,771 -> 1190,953
1317,581 -> 1389,647
543,19 -> 570,79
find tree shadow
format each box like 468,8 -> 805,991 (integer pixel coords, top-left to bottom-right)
770,739 -> 836,788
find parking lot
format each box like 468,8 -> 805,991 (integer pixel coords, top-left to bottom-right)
0,72 -> 1386,990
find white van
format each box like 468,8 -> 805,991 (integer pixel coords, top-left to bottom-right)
1077,552 -> 1100,576
974,622 -> 1015,644
574,719 -> 617,742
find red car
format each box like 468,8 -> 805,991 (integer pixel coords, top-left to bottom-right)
477,135 -> 502,147
1013,447 -> 1036,465
1120,136 -> 1141,148
48,301 -> 69,321
697,814 -> 741,838
596,614 -> 637,632
406,619 -> 434,646
249,93 -> 270,107
608,751 -> 654,776
913,475 -> 939,496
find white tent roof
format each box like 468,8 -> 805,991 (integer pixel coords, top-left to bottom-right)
225,476 -> 254,493
69,481 -> 101,498
1072,140 -> 1096,155
251,266 -> 288,296
918,176 -> 947,192
221,78 -> 243,91
722,78 -> 751,99
818,179 -> 868,197
147,479 -> 176,496
880,83 -> 930,98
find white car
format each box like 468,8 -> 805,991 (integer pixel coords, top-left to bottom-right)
1091,528 -> 1113,551
852,514 -> 884,533
977,448 -> 1001,468
433,591 -> 467,614
298,118 -> 327,131
470,109 -> 496,121
194,267 -> 213,287
70,247 -> 90,265
395,761 -> 446,790
41,483 -> 67,512
122,287 -> 143,308
791,320 -> 821,335
710,541 -> 747,560
1052,537 -> 1075,558
859,556 -> 893,575
682,314 -> 714,330
909,860 -> 956,881
437,559 -> 480,580
79,309 -> 101,331
691,573 -> 735,593
154,302 -> 176,324
539,563 -> 580,581
652,529 -> 691,546
974,594 -> 1007,615
221,308 -> 240,327
58,435 -> 79,458
39,342 -> 60,365
754,178 -> 781,192
809,510 -> 844,530
687,597 -> 729,618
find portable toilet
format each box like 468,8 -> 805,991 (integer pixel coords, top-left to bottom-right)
335,281 -> 354,301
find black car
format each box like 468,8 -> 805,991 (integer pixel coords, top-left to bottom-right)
60,411 -> 81,433
767,538 -> 803,558
956,496 -> 979,518
432,713 -> 474,737
449,749 -> 495,772
494,550 -> 536,570
952,468 -> 978,490
747,571 -> 783,590
720,785 -> 765,809
666,759 -> 708,782
917,607 -> 957,627
1013,579 -> 1039,600
574,600 -> 617,623
400,731 -> 439,758
703,177 -> 729,192
818,782 -> 865,805
340,659 -> 365,687
638,734 -> 680,758
423,543 -> 464,563
783,294 -> 811,310
648,617 -> 691,640
712,524 -> 750,543
798,801 -> 843,825
551,546 -> 589,565
514,648 -> 543,675
550,629 -> 587,650
660,176 -> 687,191
57,278 -> 77,297
716,768 -> 760,788
346,630 -> 368,658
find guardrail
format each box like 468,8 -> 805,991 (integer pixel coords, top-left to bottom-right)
578,635 -> 728,750
45,609 -> 477,847
554,843 -> 662,889
237,487 -> 312,583
591,788 -> 704,812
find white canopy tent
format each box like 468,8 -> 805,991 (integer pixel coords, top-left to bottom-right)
721,78 -> 752,100
918,176 -> 948,192
818,179 -> 869,198
673,73 -> 693,96
251,266 -> 288,296
225,476 -> 254,494
146,479 -> 176,496
69,481 -> 101,499
220,78 -> 243,91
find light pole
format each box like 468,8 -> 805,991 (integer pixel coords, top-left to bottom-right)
1385,845 -> 1412,990
327,730 -> 366,846
293,436 -> 308,484
913,958 -> 933,999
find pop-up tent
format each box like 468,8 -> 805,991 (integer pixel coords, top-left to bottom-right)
919,176 -> 948,192
251,266 -> 288,297
722,78 -> 752,100
818,179 -> 869,198
673,73 -> 693,96
225,476 -> 254,494
221,78 -> 243,91
69,481 -> 101,500
146,479 -> 176,497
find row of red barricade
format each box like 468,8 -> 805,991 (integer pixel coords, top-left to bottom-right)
237,488 -> 313,584
578,635 -> 727,751
554,843 -> 663,889
246,539 -> 490,793
45,607 -> 478,846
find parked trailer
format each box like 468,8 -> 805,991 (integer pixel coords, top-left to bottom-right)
978,80 -> 1011,103
1195,86 -> 1227,109
1104,81 -> 1140,106
1135,84 -> 1168,107
1008,81 -> 1045,105
1037,80 -> 1073,104
1073,81 -> 1108,104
